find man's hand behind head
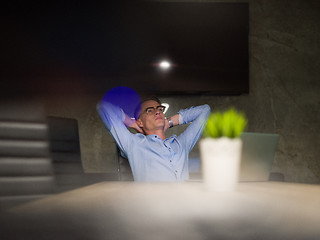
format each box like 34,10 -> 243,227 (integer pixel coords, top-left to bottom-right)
123,114 -> 145,134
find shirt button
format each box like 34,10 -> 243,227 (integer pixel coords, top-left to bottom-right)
170,160 -> 172,163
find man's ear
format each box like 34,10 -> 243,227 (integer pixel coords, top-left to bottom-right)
136,119 -> 143,128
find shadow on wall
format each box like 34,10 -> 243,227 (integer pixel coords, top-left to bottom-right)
0,100 -> 55,210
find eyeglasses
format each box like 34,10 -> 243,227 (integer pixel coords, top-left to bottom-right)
143,105 -> 166,115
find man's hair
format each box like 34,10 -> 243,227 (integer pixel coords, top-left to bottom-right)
134,95 -> 161,120
141,95 -> 161,105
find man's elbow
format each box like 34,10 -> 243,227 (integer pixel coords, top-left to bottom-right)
203,104 -> 211,115
201,104 -> 211,121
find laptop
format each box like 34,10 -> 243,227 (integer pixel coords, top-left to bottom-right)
189,132 -> 280,182
238,132 -> 280,182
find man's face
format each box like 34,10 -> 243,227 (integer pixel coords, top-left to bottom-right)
138,100 -> 166,132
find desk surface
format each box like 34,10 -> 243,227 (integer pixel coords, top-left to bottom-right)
2,181 -> 320,240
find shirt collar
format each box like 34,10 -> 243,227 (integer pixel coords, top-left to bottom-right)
146,134 -> 177,142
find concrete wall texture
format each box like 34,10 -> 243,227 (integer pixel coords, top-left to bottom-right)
44,0 -> 320,183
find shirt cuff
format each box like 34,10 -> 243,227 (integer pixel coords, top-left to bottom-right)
178,114 -> 183,125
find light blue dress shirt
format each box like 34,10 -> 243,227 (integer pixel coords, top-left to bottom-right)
97,102 -> 210,182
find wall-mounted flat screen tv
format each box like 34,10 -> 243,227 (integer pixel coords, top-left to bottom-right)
104,1 -> 249,95
1,1 -> 249,96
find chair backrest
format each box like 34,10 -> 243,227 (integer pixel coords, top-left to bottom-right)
116,146 -> 134,181
0,100 -> 55,210
47,116 -> 84,192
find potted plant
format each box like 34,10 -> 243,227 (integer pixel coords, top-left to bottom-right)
200,108 -> 247,191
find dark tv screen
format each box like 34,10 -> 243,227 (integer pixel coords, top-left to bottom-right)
1,1 -> 249,96
107,1 -> 249,95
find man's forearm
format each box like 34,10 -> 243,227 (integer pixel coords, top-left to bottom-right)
178,104 -> 210,124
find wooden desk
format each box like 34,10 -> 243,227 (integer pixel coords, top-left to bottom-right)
1,181 -> 320,240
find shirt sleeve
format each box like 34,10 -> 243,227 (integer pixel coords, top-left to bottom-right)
177,104 -> 211,153
96,101 -> 133,156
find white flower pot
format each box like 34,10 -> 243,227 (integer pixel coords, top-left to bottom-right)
199,137 -> 242,191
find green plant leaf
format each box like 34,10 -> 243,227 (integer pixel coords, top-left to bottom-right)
203,107 -> 247,138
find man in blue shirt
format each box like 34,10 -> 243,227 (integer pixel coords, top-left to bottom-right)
97,96 -> 210,182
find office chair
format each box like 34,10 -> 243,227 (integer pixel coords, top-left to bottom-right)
116,146 -> 134,181
48,116 -> 119,190
47,116 -> 85,192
